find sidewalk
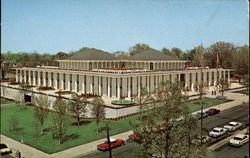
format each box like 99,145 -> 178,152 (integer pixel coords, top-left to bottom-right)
1,90 -> 248,158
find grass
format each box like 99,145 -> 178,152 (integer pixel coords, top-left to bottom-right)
186,97 -> 226,112
111,99 -> 135,105
0,98 -> 228,154
0,105 -> 140,154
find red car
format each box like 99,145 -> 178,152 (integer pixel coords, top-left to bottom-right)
97,138 -> 125,151
205,108 -> 220,116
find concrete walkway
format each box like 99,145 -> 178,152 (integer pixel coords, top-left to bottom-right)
1,86 -> 248,158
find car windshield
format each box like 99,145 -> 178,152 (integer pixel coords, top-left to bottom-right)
212,129 -> 219,133
234,136 -> 243,140
229,123 -> 237,126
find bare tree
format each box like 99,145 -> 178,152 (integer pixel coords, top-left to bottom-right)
135,83 -> 150,120
8,114 -> 19,132
91,97 -> 106,133
216,77 -> 229,101
69,93 -> 87,127
34,95 -> 50,134
51,96 -> 69,144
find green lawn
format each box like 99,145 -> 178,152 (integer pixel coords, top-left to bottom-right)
0,98 -> 227,154
185,97 -> 226,112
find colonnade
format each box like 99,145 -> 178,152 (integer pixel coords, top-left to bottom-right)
16,68 -> 230,99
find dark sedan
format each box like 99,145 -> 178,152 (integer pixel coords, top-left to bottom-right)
205,108 -> 220,116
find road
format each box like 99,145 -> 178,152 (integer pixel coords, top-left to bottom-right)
202,103 -> 249,130
79,104 -> 249,158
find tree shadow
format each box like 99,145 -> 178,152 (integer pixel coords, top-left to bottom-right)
99,126 -> 110,133
62,134 -> 80,143
71,120 -> 92,126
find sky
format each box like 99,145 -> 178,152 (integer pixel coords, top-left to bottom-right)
2,0 -> 249,54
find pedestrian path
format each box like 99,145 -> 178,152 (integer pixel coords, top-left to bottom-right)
1,88 -> 248,158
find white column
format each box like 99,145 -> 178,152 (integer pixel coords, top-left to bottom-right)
108,77 -> 111,97
33,71 -> 36,86
150,76 -> 154,93
93,76 -> 98,94
98,76 -> 102,95
48,72 -> 52,87
72,74 -> 77,92
59,73 -> 64,90
228,71 -> 230,82
191,73 -> 196,91
37,71 -> 41,86
28,70 -> 31,84
147,76 -> 150,93
132,77 -> 137,96
117,78 -> 121,99
103,77 -> 107,96
128,77 -> 131,99
43,72 -> 46,86
53,72 -> 57,89
197,71 -> 201,85
203,71 -> 207,86
208,71 -> 212,86
214,71 -> 218,85
123,77 -> 128,98
16,70 -> 19,82
86,76 -> 91,93
185,73 -> 190,88
112,78 -> 116,97
223,71 -> 226,80
24,70 -> 27,83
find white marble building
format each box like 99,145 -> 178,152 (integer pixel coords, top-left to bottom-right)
14,48 -> 231,100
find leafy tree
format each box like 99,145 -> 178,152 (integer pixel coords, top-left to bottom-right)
91,97 -> 106,133
34,95 -> 50,134
129,43 -> 150,56
113,51 -> 129,60
69,93 -> 87,127
161,48 -> 171,56
135,81 -> 206,158
231,46 -> 249,82
51,96 -> 69,144
171,47 -> 183,59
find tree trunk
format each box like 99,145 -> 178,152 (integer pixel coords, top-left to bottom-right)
96,121 -> 99,133
77,115 -> 80,127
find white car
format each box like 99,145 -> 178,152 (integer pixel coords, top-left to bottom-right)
224,121 -> 243,132
229,134 -> 249,147
209,127 -> 228,138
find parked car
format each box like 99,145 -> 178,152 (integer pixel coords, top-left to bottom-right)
192,135 -> 211,145
0,144 -> 12,155
195,112 -> 208,120
229,134 -> 249,147
224,122 -> 243,132
209,127 -> 228,138
97,138 -> 125,151
205,108 -> 220,116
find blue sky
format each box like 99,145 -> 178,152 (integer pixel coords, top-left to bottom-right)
2,0 -> 249,54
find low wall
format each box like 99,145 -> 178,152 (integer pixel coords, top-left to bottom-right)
0,85 -> 139,119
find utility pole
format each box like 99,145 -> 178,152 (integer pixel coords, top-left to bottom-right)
200,43 -> 204,147
106,123 -> 112,158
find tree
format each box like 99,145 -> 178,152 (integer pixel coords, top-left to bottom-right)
161,48 -> 171,56
113,51 -> 129,60
91,97 -> 106,133
129,43 -> 150,56
242,75 -> 249,95
216,77 -> 229,101
134,84 -> 151,120
69,93 -> 87,127
33,95 -> 50,134
135,81 -> 206,158
171,47 -> 183,59
231,46 -> 249,82
51,96 -> 69,144
8,114 -> 19,132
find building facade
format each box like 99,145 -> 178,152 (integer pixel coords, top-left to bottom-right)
15,48 -> 231,100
